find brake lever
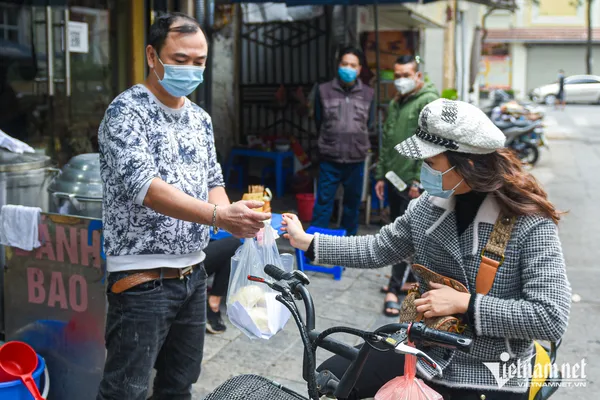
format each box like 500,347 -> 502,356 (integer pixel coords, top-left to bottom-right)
248,275 -> 294,299
394,342 -> 443,376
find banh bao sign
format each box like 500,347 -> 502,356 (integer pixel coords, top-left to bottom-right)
4,214 -> 104,320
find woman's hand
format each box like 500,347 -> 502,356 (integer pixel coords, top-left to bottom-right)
281,213 -> 314,251
414,282 -> 471,318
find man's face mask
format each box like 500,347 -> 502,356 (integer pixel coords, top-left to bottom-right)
394,77 -> 416,96
154,51 -> 205,97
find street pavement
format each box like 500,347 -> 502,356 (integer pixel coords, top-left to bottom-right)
192,104 -> 599,399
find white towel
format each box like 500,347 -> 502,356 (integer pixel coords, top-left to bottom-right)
0,128 -> 35,154
0,205 -> 42,251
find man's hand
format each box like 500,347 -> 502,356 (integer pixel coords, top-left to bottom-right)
375,180 -> 386,201
408,184 -> 420,199
216,201 -> 271,239
414,282 -> 471,318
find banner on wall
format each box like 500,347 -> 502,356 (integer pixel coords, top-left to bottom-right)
479,55 -> 512,90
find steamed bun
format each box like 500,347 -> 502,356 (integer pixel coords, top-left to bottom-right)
230,285 -> 266,309
248,307 -> 269,332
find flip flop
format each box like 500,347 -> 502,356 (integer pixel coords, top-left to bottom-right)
383,301 -> 402,317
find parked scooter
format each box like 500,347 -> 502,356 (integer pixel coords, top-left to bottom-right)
495,119 -> 543,165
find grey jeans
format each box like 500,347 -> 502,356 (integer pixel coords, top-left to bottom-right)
97,265 -> 207,400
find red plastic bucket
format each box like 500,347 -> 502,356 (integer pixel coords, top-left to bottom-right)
296,193 -> 315,222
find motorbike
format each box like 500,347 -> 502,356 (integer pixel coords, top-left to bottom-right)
495,119 -> 544,166
204,264 -> 473,400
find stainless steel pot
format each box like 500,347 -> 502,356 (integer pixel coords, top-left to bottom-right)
0,149 -> 58,212
47,153 -> 102,219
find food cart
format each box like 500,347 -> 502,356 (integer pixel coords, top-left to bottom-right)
1,152 -> 106,399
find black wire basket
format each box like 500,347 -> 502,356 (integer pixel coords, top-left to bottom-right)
204,374 -> 308,400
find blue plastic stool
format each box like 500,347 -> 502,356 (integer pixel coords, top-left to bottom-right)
261,165 -> 293,188
229,164 -> 245,191
296,226 -> 346,280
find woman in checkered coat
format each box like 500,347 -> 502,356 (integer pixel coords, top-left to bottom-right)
282,99 -> 571,400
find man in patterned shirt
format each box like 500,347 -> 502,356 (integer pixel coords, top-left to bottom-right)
96,13 -> 270,400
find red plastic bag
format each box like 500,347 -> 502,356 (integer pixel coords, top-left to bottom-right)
374,343 -> 443,400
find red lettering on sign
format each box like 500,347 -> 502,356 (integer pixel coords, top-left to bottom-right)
37,223 -> 56,261
69,275 -> 88,313
56,226 -> 78,264
27,268 -> 45,304
48,271 -> 68,309
14,248 -> 31,257
80,229 -> 101,269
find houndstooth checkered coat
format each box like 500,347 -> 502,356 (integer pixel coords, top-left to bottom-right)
313,193 -> 571,393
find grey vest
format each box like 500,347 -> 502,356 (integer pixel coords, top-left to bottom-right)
317,79 -> 374,163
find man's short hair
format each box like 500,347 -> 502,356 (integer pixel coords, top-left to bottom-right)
148,12 -> 203,55
395,55 -> 420,72
337,46 -> 365,66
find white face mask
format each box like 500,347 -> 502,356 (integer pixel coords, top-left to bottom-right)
394,77 -> 417,95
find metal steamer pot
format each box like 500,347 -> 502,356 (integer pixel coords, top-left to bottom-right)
0,149 -> 58,212
47,153 -> 102,219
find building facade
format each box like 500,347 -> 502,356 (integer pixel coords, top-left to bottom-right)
483,0 -> 600,98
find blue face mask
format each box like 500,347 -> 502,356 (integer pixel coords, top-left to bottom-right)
420,163 -> 464,199
154,53 -> 205,97
338,66 -> 358,84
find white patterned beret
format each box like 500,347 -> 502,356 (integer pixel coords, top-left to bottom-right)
395,99 -> 506,160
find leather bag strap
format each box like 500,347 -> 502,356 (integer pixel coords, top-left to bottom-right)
475,214 -> 517,295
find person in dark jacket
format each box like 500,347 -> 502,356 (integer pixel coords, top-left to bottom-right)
374,55 -> 439,316
312,46 -> 375,235
556,69 -> 566,110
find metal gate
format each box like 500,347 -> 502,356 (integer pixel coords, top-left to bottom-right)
238,12 -> 332,159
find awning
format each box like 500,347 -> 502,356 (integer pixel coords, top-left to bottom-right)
484,28 -> 600,44
232,0 -> 439,5
359,5 -> 444,30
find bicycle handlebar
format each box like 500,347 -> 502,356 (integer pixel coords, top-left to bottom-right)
263,264 -> 473,399
265,263 -> 288,281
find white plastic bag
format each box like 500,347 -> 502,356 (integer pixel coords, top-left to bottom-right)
227,222 -> 291,339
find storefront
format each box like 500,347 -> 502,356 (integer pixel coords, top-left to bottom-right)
0,0 -> 189,167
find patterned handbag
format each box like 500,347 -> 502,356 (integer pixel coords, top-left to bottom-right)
399,212 -> 517,333
399,264 -> 470,333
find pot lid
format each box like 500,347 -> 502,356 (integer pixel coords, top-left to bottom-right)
0,149 -> 52,172
48,153 -> 102,199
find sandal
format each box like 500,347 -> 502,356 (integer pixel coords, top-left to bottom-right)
383,301 -> 402,317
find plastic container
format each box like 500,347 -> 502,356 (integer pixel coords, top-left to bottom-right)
296,193 -> 314,222
0,354 -> 45,400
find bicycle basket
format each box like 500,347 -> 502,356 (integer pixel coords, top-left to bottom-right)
204,374 -> 308,400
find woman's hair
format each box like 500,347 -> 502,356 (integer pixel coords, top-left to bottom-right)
446,149 -> 562,224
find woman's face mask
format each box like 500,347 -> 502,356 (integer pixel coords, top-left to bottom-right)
420,163 -> 464,199
154,52 -> 205,97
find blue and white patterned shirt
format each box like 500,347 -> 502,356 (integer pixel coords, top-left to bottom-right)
98,84 -> 224,271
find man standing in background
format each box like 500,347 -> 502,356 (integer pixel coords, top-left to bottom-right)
556,69 -> 566,110
374,55 -> 438,317
311,46 -> 375,236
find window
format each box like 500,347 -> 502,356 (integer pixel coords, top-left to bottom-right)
565,77 -> 599,85
0,5 -> 19,41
